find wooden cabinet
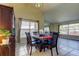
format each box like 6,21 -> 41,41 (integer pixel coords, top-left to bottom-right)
0,35 -> 15,56
9,35 -> 15,56
0,5 -> 13,31
0,5 -> 15,56
0,45 -> 9,56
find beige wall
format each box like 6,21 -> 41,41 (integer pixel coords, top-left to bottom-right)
50,23 -> 59,32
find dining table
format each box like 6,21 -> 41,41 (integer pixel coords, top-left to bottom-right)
32,34 -> 52,52
32,34 -> 52,40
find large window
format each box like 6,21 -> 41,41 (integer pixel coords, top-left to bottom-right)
44,26 -> 50,32
59,25 -> 68,34
21,21 -> 30,29
20,20 -> 38,38
59,23 -> 79,36
69,23 -> 79,36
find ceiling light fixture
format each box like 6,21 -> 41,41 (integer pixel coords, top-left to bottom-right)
35,3 -> 41,7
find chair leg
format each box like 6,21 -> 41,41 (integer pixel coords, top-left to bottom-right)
39,47 -> 42,52
42,46 -> 45,52
39,45 -> 42,52
44,48 -> 45,52
50,48 -> 53,56
30,46 -> 32,56
56,46 -> 59,55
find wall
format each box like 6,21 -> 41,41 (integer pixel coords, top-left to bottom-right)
49,23 -> 59,32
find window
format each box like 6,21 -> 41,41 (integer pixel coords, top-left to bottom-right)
21,21 -> 29,29
20,20 -> 38,38
44,26 -> 50,32
69,23 -> 79,36
30,22 -> 38,32
59,23 -> 79,36
59,25 -> 68,34
30,22 -> 35,29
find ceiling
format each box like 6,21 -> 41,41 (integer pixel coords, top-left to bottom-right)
0,3 -> 60,12
1,3 -> 79,24
32,3 -> 60,12
44,3 -> 79,24
30,3 -> 79,24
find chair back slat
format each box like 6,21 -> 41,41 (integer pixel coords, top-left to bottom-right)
50,32 -> 59,46
25,32 -> 32,45
53,32 -> 59,41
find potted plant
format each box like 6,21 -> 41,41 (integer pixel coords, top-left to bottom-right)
0,28 -> 11,43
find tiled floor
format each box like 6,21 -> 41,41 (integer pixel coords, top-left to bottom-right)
16,43 -> 27,56
16,38 -> 58,56
16,43 -> 58,56
58,38 -> 79,56
16,38 -> 79,56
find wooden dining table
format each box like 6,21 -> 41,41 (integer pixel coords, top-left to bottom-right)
32,34 -> 52,52
32,35 -> 52,40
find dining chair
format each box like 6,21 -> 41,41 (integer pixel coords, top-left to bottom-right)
50,32 -> 59,55
41,32 -> 59,56
32,32 -> 41,45
25,32 -> 41,56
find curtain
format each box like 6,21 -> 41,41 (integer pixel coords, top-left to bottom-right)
16,18 -> 22,43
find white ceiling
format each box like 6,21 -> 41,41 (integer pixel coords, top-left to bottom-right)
44,3 -> 79,24
1,3 -> 79,24
0,3 -> 60,12
33,3 -> 60,12
32,3 -> 79,24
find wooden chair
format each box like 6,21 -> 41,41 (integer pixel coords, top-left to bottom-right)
50,32 -> 59,55
41,32 -> 59,56
25,32 -> 41,56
